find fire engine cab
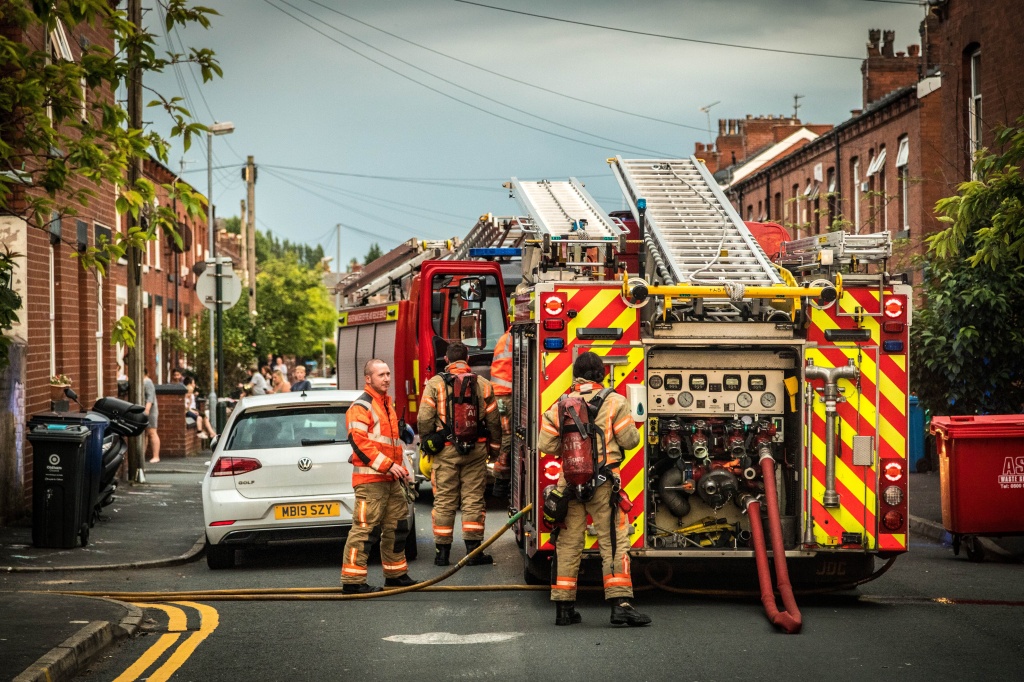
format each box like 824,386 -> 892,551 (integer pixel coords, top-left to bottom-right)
505,157 -> 912,589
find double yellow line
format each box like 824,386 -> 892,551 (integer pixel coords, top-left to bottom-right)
113,601 -> 219,682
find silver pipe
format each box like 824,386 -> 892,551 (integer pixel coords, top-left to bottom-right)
805,359 -> 859,508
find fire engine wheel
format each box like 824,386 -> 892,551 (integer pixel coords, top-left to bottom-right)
964,535 -> 985,563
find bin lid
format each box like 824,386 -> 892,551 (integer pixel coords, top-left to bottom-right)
26,423 -> 91,441
930,414 -> 1024,439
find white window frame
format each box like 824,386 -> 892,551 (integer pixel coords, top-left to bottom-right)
852,158 -> 861,232
969,49 -> 982,177
897,137 -> 910,234
95,269 -> 104,399
866,147 -> 887,176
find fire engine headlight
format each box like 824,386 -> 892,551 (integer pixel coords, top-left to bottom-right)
883,485 -> 903,506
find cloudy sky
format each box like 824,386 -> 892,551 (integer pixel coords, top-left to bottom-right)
150,0 -> 926,267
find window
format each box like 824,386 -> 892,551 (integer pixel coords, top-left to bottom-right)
226,406 -> 348,451
851,157 -> 861,232
791,183 -> 800,232
896,137 -> 910,235
746,205 -> 753,221
969,49 -> 982,176
431,273 -> 504,353
773,192 -> 782,221
826,167 -> 837,228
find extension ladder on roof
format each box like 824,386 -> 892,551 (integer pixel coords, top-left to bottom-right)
609,156 -> 781,286
452,215 -> 528,260
507,178 -> 624,241
779,230 -> 893,272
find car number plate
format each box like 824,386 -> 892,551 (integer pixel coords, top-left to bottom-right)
274,502 -> 340,520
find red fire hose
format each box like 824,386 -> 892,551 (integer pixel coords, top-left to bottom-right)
746,454 -> 803,634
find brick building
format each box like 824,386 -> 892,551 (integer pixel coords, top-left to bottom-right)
0,16 -> 213,523
924,0 -> 1024,190
694,115 -> 832,176
723,29 -> 944,275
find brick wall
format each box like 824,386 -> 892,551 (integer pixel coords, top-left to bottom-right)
155,384 -> 199,458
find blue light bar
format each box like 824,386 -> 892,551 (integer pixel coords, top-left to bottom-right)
883,340 -> 905,353
543,338 -> 565,350
468,248 -> 522,258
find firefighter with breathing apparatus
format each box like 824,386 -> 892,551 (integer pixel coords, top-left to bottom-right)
418,341 -> 502,566
539,352 -> 651,627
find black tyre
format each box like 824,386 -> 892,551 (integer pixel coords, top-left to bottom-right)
206,542 -> 235,570
79,524 -> 89,547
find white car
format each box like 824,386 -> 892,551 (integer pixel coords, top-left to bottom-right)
201,390 -> 418,569
306,377 -> 338,391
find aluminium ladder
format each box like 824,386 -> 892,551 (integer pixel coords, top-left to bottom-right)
507,178 -> 624,241
609,156 -> 782,287
452,214 -> 529,260
778,230 -> 893,273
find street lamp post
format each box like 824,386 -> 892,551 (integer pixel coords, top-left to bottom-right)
207,121 -> 234,433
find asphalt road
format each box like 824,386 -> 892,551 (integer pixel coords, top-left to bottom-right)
9,493 -> 1024,682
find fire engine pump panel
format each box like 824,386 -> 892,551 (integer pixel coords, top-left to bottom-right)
645,350 -> 797,550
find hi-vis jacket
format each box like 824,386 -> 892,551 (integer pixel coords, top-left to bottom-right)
347,384 -> 404,486
418,360 -> 502,459
490,331 -> 513,396
539,380 -> 640,468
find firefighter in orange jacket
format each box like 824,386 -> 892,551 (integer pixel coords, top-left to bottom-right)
340,359 -> 419,593
418,341 -> 502,566
539,352 -> 651,627
489,328 -> 513,497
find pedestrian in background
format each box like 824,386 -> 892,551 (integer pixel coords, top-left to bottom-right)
271,369 -> 291,394
273,355 -> 288,376
291,364 -> 312,392
143,368 -> 160,463
241,365 -> 268,396
418,341 -> 501,567
340,359 -> 418,593
183,376 -> 215,440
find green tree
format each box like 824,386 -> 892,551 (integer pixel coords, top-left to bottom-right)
252,254 -> 335,359
364,242 -> 383,264
0,1 -> 220,365
911,116 -> 1024,415
223,216 -> 241,235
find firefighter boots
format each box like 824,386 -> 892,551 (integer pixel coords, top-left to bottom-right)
434,544 -> 451,566
464,540 -> 494,565
555,602 -> 582,626
609,599 -> 652,627
384,574 -> 419,588
491,478 -> 510,498
342,583 -> 383,595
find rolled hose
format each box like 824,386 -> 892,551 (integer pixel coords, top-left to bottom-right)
747,454 -> 802,634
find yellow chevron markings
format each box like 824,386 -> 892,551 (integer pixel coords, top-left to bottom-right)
879,371 -> 907,416
567,289 -> 620,336
890,354 -> 907,372
541,359 -> 573,411
879,413 -> 907,456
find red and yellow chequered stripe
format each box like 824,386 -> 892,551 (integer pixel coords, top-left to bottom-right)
806,287 -> 908,551
538,285 -> 644,550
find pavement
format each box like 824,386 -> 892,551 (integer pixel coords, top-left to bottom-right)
0,461 -> 1016,681
0,457 -> 209,681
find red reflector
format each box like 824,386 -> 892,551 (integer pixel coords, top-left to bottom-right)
211,457 -> 262,476
543,319 -> 565,331
882,510 -> 904,531
882,321 -> 905,334
884,461 -> 903,482
209,520 -> 236,527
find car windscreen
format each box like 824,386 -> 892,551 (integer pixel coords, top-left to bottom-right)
225,405 -> 348,450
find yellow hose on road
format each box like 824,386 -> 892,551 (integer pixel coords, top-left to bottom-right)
48,504 -> 534,603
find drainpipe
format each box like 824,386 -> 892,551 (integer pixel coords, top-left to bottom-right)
804,358 -> 859,509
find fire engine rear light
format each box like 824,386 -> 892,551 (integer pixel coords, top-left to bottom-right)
209,520 -> 236,527
882,510 -> 904,531
883,461 -> 904,482
883,321 -> 905,334
883,340 -> 905,353
882,485 -> 904,506
211,457 -> 262,476
543,319 -> 565,331
543,338 -> 565,350
543,459 -> 561,481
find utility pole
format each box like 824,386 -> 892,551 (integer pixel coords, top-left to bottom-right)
239,198 -> 248,288
246,156 -> 257,316
126,0 -> 145,483
335,223 -> 341,313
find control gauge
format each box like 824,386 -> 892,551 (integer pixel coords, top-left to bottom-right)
648,375 -> 663,390
678,392 -> 694,408
760,392 -> 777,409
737,392 -> 753,408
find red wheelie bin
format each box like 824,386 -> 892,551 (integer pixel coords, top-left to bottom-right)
931,415 -> 1024,561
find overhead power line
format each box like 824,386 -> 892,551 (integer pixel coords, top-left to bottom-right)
454,1 -> 864,61
303,0 -> 710,134
263,0 -> 675,156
